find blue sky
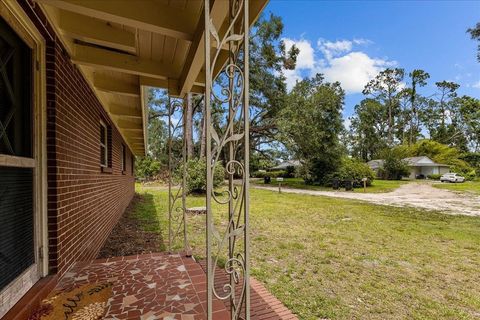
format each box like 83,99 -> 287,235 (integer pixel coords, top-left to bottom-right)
264,0 -> 480,120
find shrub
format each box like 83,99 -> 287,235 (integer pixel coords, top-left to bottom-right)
135,156 -> 161,179
285,166 -> 296,178
179,159 -> 224,193
380,150 -> 410,180
327,158 -> 375,187
427,174 -> 442,180
267,170 -> 287,178
463,170 -> 477,181
252,170 -> 267,178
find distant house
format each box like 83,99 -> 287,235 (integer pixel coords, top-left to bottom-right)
367,156 -> 450,179
269,160 -> 301,171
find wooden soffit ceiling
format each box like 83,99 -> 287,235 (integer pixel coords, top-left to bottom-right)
36,0 -> 268,156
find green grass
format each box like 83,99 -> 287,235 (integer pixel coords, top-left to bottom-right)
134,184 -> 480,319
252,177 -> 408,193
433,180 -> 480,195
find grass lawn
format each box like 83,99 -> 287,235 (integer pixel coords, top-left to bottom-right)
433,180 -> 480,195
252,177 -> 408,193
134,184 -> 480,319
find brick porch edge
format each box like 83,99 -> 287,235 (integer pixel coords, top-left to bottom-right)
198,260 -> 298,320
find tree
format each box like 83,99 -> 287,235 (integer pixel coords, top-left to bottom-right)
380,151 -> 410,180
395,140 -> 474,177
279,74 -> 344,184
421,81 -> 466,149
135,156 -> 161,180
458,96 -> 480,151
349,98 -> 388,161
363,68 -> 405,145
194,13 -> 298,162
248,13 -> 298,155
467,22 -> 480,62
148,116 -> 168,163
401,69 -> 430,145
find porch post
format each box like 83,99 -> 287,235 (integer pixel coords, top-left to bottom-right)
204,0 -> 250,318
204,0 -> 213,317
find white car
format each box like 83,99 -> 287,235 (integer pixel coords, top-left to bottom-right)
440,173 -> 465,183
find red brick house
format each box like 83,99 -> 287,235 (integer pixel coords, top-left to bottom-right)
0,0 -> 277,319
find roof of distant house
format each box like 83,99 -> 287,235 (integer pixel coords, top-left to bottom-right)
367,156 -> 449,169
270,160 -> 301,171
403,156 -> 450,167
367,159 -> 384,170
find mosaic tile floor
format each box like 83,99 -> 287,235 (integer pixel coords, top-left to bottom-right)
56,253 -> 229,320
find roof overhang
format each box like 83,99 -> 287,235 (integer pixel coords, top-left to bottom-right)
409,164 -> 450,167
36,0 -> 268,156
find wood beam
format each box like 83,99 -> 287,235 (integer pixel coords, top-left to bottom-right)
58,10 -> 136,53
94,75 -> 139,97
109,104 -> 142,118
117,118 -> 142,130
178,0 -> 228,96
178,0 -> 268,95
37,0 -> 198,41
139,77 -> 169,90
139,77 -> 204,97
72,44 -> 177,79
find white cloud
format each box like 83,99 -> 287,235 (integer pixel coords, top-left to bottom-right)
283,68 -> 303,92
472,80 -> 480,89
318,39 -> 353,60
320,52 -> 397,94
281,37 -> 396,94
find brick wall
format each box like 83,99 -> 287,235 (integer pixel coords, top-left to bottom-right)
20,0 -> 136,277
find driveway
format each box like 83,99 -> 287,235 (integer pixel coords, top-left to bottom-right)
254,182 -> 480,216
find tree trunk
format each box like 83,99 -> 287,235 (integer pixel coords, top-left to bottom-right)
199,98 -> 206,159
184,93 -> 194,159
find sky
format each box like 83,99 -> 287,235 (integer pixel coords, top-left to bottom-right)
264,0 -> 480,124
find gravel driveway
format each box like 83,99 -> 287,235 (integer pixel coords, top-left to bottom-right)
254,182 -> 480,216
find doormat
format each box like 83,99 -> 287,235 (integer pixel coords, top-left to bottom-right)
28,282 -> 112,320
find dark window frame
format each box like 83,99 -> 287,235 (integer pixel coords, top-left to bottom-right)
99,120 -> 108,167
121,144 -> 126,173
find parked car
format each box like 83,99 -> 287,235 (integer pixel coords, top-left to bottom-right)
440,173 -> 465,183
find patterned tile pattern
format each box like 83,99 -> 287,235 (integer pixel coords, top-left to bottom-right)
55,253 -> 228,320
55,253 -> 296,320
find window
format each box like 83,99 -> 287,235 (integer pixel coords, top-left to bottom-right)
0,15 -> 34,295
131,155 -> 134,175
121,144 -> 126,172
100,121 -> 108,167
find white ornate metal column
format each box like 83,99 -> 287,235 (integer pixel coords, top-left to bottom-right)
167,97 -> 190,255
204,0 -> 250,318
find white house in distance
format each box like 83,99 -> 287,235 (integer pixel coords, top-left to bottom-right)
368,156 -> 450,179
269,160 -> 301,171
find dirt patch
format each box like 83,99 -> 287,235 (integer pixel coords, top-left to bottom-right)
97,194 -> 164,259
254,182 -> 480,216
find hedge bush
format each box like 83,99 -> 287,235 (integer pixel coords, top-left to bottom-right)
336,158 -> 375,186
427,174 -> 442,180
252,170 -> 267,178
178,159 -> 225,193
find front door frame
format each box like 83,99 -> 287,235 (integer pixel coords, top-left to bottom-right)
0,0 -> 47,316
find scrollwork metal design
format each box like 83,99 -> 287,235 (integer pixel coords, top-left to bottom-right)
167,97 -> 190,254
205,0 -> 250,318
